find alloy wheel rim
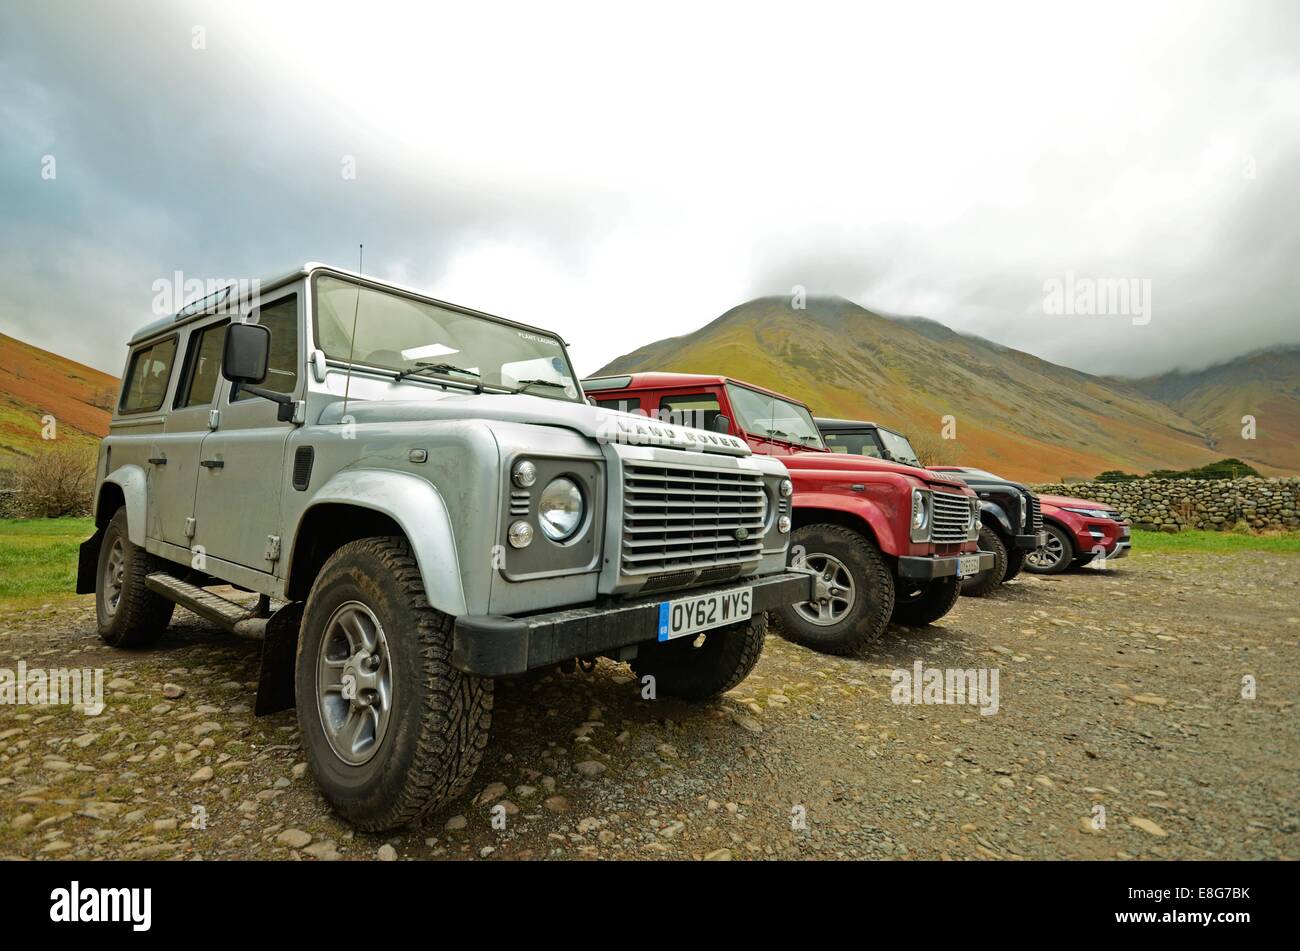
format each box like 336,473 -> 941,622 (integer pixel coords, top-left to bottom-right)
1027,533 -> 1064,569
316,600 -> 393,766
103,538 -> 125,616
793,553 -> 856,626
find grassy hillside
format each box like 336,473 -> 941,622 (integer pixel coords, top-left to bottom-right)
0,332 -> 117,465
1126,346 -> 1300,474
596,296 -> 1273,483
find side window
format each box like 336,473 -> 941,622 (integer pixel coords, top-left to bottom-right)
659,392 -> 722,431
594,397 -> 641,414
233,294 -> 299,400
119,337 -> 178,414
176,322 -> 228,409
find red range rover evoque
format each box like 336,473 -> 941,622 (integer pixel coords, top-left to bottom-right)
582,373 -> 992,655
1024,493 -> 1132,574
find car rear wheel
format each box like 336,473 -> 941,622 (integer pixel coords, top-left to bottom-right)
960,527 -> 1007,597
95,507 -> 174,648
771,524 -> 895,655
631,614 -> 766,700
296,536 -> 492,831
1024,522 -> 1074,575
891,575 -> 962,626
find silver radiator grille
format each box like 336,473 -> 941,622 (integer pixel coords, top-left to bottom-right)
1029,494 -> 1043,532
621,462 -> 766,576
931,490 -> 972,543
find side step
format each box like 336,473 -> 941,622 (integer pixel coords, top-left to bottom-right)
145,573 -> 269,639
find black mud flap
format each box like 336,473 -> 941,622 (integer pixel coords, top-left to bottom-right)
255,601 -> 304,717
75,530 -> 104,595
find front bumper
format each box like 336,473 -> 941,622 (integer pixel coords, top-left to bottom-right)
1106,540 -> 1131,560
897,551 -> 995,581
1012,532 -> 1046,550
452,569 -> 818,676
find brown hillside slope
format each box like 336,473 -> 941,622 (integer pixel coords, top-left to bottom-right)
1125,347 -> 1300,475
0,332 -> 118,465
594,297 -> 1272,483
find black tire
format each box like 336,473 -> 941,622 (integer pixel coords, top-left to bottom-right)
771,524 -> 895,655
891,575 -> 962,626
1003,547 -> 1026,582
95,507 -> 174,648
295,536 -> 492,832
1023,522 -> 1075,575
631,614 -> 766,700
960,526 -> 1007,597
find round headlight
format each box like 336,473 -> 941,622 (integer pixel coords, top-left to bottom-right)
508,520 -> 534,548
1019,495 -> 1029,528
779,478 -> 794,499
539,477 -> 584,541
512,460 -> 537,488
912,490 -> 929,531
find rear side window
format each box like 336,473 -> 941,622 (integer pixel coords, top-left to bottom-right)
119,337 -> 178,414
822,430 -> 882,457
177,322 -> 228,409
233,294 -> 299,400
659,392 -> 722,431
594,396 -> 641,413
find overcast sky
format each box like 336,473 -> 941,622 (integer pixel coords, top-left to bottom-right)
1,0 -> 1297,379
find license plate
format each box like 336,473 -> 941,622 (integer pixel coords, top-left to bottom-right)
658,587 -> 753,641
956,554 -> 982,578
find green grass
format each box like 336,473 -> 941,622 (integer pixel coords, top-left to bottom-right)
1130,528 -> 1300,553
0,517 -> 94,603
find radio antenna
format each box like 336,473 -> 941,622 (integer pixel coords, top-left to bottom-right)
340,243 -> 363,420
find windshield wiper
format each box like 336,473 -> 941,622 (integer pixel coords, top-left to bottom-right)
510,378 -> 566,395
394,362 -> 485,392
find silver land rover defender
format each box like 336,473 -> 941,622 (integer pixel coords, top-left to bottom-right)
78,263 -> 815,830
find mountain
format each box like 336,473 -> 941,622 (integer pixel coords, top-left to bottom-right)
1124,346 -> 1300,474
593,296 -> 1292,483
0,332 -> 118,465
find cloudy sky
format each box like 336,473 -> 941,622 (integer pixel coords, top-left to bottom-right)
1,0 -> 1297,379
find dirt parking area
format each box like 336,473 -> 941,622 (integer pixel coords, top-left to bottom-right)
1,550 -> 1296,861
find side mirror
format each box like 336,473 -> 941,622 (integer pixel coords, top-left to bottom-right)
222,323 -> 270,384
880,450 -> 894,461
710,414 -> 731,434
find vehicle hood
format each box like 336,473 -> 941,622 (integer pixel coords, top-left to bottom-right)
784,450 -> 969,491
1039,493 -> 1116,511
316,393 -> 752,456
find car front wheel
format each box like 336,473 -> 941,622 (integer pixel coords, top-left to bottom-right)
1023,523 -> 1074,575
296,536 -> 492,831
960,527 -> 1007,597
771,524 -> 895,655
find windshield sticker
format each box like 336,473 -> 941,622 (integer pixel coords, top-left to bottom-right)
400,342 -> 460,361
518,331 -> 561,348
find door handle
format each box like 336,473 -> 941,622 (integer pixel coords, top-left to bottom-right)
148,457 -> 167,466
200,459 -> 225,469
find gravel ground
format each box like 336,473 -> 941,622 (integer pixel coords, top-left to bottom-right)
1,550 -> 1296,861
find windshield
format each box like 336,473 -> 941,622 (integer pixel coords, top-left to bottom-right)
726,384 -> 824,448
313,274 -> 581,402
877,429 -> 920,467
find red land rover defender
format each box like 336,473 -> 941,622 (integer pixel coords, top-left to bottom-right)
581,373 -> 992,655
